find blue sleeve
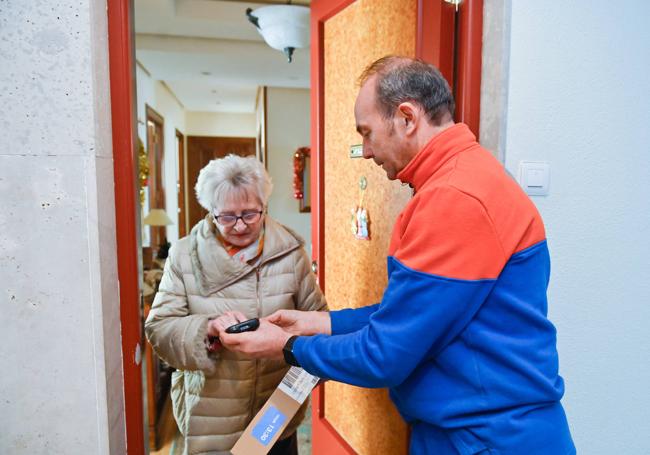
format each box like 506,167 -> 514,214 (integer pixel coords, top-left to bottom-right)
330,304 -> 379,335
293,257 -> 495,388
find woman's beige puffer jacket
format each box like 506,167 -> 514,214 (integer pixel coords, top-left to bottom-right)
145,216 -> 327,454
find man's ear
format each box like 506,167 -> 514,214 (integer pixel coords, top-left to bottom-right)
396,102 -> 419,136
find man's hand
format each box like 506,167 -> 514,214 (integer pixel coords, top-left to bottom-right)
207,311 -> 247,338
264,309 -> 331,336
217,319 -> 292,360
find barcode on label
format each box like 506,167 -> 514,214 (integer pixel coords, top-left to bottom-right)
278,367 -> 319,404
281,367 -> 301,388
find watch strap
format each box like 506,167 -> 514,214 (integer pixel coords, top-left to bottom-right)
283,335 -> 300,367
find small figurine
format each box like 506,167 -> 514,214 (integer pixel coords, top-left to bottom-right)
351,176 -> 370,240
350,176 -> 370,240
356,207 -> 369,240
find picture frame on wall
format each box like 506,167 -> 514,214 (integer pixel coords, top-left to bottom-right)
255,86 -> 268,168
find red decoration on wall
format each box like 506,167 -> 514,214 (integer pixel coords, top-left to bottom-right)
293,147 -> 310,200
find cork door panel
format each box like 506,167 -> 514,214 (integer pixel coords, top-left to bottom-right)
322,0 -> 417,453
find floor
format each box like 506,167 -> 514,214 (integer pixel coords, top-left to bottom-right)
149,402 -> 313,455
297,402 -> 313,453
148,397 -> 180,455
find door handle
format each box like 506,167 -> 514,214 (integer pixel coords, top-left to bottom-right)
311,260 -> 318,274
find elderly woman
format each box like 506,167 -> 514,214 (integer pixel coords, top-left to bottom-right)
145,154 -> 326,455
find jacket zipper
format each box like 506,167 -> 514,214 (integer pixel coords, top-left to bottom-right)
249,265 -> 262,420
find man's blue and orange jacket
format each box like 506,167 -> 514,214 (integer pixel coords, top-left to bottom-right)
293,124 -> 575,454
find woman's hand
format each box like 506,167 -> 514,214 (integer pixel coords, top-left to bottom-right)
207,311 -> 248,338
264,309 -> 331,336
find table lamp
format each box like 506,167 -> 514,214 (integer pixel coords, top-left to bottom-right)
143,208 -> 173,259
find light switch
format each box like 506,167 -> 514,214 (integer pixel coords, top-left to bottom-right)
518,161 -> 550,196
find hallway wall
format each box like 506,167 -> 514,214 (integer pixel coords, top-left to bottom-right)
185,111 -> 256,137
502,2 -> 650,453
136,64 -> 186,244
266,87 -> 312,253
0,1 -> 125,453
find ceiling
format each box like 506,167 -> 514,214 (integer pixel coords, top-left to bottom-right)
135,0 -> 311,113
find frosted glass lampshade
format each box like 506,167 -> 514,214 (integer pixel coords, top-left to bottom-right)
247,5 -> 310,62
143,208 -> 173,226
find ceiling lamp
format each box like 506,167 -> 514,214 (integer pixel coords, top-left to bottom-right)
246,5 -> 310,63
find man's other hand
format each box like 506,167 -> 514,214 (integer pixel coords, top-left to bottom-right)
217,319 -> 291,360
265,309 -> 331,336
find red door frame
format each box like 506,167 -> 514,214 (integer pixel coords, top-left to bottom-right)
454,0 -> 484,136
107,0 -> 145,454
416,0 -> 456,86
417,0 -> 483,135
309,0 -> 483,453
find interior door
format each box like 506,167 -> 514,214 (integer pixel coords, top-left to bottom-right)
310,0 -> 482,453
185,136 -> 256,229
146,105 -> 166,249
176,129 -> 187,238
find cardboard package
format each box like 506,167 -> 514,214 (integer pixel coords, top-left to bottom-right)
231,367 -> 319,455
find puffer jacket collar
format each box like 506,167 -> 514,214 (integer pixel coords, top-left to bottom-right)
189,215 -> 303,296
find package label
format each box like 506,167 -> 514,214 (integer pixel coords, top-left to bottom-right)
251,405 -> 287,446
278,367 -> 320,404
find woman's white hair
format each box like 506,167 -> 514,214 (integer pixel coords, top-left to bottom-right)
195,154 -> 273,212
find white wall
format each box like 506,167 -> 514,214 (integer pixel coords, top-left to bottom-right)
266,87 -> 312,252
185,111 -> 256,137
136,65 -> 186,243
503,2 -> 650,453
0,0 -> 124,453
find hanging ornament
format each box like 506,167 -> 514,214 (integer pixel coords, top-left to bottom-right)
292,147 -> 309,200
137,138 -> 149,206
350,176 -> 370,240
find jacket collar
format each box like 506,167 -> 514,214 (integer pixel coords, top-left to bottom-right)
189,215 -> 303,295
396,123 -> 478,192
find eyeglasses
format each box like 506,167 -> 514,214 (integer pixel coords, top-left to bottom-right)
213,210 -> 264,227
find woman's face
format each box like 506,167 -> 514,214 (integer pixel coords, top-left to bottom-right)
213,188 -> 265,248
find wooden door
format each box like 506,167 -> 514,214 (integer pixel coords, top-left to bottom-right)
176,130 -> 187,237
312,1 -> 417,453
146,105 -> 166,249
185,136 -> 256,230
310,0 -> 483,454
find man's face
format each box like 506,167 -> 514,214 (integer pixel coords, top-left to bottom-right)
354,77 -> 407,180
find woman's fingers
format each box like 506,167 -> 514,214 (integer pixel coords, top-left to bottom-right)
210,312 -> 241,334
223,311 -> 247,323
206,320 -> 220,337
232,311 -> 248,322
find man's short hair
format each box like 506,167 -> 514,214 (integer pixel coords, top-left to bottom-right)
358,56 -> 455,126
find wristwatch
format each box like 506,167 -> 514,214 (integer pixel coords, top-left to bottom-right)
283,335 -> 300,367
